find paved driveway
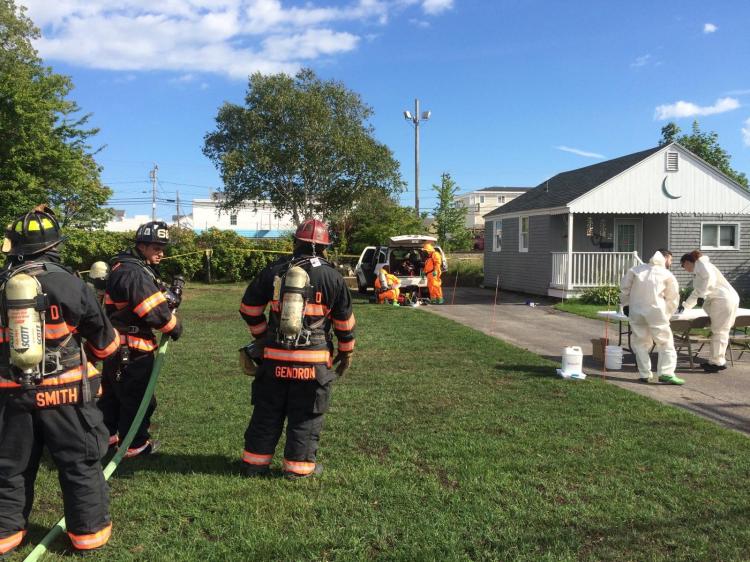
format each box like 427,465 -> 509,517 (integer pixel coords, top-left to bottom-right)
425,287 -> 750,435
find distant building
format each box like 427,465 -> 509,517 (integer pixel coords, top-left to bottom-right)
191,196 -> 295,239
106,211 -> 165,232
455,187 -> 531,230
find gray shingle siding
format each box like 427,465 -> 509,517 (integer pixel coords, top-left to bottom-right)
484,215 -> 552,295
669,214 -> 750,297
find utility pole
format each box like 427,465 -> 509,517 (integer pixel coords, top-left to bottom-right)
403,99 -> 431,217
149,164 -> 159,221
176,190 -> 181,229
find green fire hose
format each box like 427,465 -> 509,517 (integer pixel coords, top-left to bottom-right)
23,336 -> 171,562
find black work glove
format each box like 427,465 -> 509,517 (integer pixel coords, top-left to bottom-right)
333,351 -> 353,377
169,317 -> 183,341
677,305 -> 685,314
697,298 -> 705,307
622,306 -> 629,317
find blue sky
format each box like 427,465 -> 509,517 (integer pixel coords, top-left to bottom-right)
20,0 -> 750,218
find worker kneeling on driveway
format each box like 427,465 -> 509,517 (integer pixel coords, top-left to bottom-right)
239,219 -> 355,479
0,207 -> 119,556
374,265 -> 400,306
620,250 -> 684,385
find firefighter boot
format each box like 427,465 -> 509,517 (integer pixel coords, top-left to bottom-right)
285,464 -> 324,481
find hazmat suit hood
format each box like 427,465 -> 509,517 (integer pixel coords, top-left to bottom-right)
648,251 -> 666,268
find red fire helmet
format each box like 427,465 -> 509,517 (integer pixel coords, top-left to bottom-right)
294,219 -> 331,245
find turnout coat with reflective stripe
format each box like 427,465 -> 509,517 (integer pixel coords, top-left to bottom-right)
104,250 -> 178,353
0,257 -> 119,394
240,253 -> 355,378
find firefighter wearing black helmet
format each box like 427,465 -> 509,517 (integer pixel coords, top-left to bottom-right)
0,206 -> 119,556
98,221 -> 182,458
239,219 -> 355,479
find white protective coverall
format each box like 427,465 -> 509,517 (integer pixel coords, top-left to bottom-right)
620,252 -> 680,378
682,255 -> 740,367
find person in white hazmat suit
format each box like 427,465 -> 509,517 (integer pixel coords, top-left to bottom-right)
679,250 -> 740,373
620,250 -> 685,385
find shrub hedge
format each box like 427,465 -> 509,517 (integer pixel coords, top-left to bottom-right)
57,228 -> 293,282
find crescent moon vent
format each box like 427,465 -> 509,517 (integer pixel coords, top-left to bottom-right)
662,176 -> 682,200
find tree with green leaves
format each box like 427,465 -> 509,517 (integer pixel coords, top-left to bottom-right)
203,68 -> 404,226
334,191 -> 424,254
659,121 -> 748,188
0,0 -> 112,228
432,172 -> 471,252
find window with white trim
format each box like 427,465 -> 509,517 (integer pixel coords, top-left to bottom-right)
497,196 -> 505,204
479,195 -> 485,203
701,223 -> 739,250
519,216 -> 529,252
492,220 -> 502,252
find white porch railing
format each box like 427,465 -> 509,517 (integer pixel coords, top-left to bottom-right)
550,252 -> 642,290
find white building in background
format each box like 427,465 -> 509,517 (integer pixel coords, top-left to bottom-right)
455,186 -> 531,230
106,211 -> 165,232
191,197 -> 295,238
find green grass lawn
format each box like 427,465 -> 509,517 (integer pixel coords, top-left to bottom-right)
13,284 -> 750,561
554,299 -> 616,321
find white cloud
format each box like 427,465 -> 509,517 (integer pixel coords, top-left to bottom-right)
18,0 -> 451,79
630,54 -> 652,68
654,97 -> 740,120
743,118 -> 750,147
422,0 -> 453,15
703,22 -> 718,33
725,88 -> 750,96
409,18 -> 430,28
555,146 -> 605,159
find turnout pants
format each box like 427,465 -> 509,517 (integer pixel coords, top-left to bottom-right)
705,296 -> 740,367
99,351 -> 157,450
243,366 -> 332,477
0,383 -> 111,554
629,315 -> 677,378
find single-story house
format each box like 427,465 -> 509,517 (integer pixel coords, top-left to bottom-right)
483,143 -> 750,298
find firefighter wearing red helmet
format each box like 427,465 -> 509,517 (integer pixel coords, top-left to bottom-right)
98,221 -> 183,459
239,219 -> 355,479
0,206 -> 119,556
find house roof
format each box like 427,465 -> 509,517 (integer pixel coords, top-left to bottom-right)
476,186 -> 532,192
485,145 -> 664,217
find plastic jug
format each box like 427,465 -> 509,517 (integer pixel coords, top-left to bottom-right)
561,346 -> 583,375
605,345 -> 623,370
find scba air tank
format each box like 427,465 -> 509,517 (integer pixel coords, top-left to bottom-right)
279,266 -> 310,339
6,273 -> 44,373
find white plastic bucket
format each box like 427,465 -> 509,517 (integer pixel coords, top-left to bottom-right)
561,346 -> 583,374
605,345 -> 623,370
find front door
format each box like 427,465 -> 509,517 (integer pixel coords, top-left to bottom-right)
614,218 -> 642,256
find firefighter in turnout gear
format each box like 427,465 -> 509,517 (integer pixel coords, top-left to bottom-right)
423,243 -> 444,304
239,219 -> 355,479
99,221 -> 182,458
0,207 -> 119,556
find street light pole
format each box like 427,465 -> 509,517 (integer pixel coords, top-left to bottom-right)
404,98 -> 430,217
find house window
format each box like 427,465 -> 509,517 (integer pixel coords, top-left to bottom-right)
230,214 -> 238,226
666,152 -> 679,172
493,220 -> 502,252
701,223 -> 739,250
519,216 -> 529,252
479,195 -> 485,203
498,196 -> 505,204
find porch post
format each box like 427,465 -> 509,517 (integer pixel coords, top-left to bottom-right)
566,213 -> 574,291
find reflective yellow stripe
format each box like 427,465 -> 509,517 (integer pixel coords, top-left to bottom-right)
133,291 -> 167,317
243,451 -> 273,465
87,334 -> 120,359
158,314 -> 177,333
283,459 -> 316,475
240,302 -> 267,316
333,314 -> 355,331
263,348 -> 330,364
249,321 -> 267,336
338,339 -> 355,352
68,523 -> 112,550
305,304 -> 329,316
0,529 -> 26,554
